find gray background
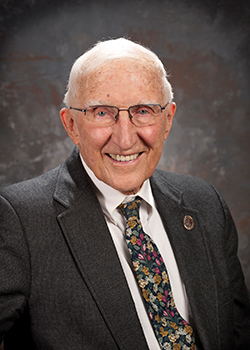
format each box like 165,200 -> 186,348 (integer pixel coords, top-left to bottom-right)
0,0 -> 249,299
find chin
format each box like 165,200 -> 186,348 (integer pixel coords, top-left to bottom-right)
113,181 -> 143,195
103,173 -> 146,194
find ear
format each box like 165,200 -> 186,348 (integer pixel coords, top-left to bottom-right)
164,102 -> 176,140
60,108 -> 80,145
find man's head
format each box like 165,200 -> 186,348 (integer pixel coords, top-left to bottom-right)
60,38 -> 176,194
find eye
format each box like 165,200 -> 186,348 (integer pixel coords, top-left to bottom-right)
138,108 -> 150,115
133,105 -> 153,116
96,110 -> 107,117
93,107 -> 109,117
91,106 -> 117,118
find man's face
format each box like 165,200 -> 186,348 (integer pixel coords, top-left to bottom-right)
60,61 -> 175,194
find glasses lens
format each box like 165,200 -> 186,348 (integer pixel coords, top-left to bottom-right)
86,106 -> 118,125
130,104 -> 161,125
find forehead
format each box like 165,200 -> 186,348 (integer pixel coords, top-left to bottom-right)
77,60 -> 164,105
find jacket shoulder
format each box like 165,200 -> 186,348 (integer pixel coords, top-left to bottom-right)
0,147 -> 81,204
152,168 -> 225,213
153,168 -> 214,193
0,166 -> 60,203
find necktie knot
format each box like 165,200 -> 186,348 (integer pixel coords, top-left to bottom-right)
118,197 -> 141,221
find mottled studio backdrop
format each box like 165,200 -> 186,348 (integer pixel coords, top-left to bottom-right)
0,0 -> 249,295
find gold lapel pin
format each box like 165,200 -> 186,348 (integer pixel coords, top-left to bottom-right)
183,215 -> 194,230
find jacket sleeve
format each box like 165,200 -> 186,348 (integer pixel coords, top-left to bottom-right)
212,185 -> 250,349
0,194 -> 31,343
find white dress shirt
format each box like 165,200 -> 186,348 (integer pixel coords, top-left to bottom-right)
80,156 -> 191,350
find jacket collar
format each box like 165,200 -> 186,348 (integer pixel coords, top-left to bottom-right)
53,147 -> 90,208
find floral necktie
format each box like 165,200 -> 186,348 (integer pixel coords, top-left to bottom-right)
118,197 -> 195,350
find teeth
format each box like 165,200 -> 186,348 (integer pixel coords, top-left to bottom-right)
109,153 -> 139,162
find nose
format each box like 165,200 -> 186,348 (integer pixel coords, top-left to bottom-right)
115,108 -> 133,122
112,110 -> 137,150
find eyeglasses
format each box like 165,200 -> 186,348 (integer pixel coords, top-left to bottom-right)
69,103 -> 169,127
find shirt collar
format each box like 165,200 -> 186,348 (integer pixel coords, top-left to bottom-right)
80,154 -> 156,221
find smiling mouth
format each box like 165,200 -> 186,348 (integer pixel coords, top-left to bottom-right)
108,153 -> 141,162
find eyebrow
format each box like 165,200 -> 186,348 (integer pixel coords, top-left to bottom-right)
84,100 -> 159,106
85,100 -> 109,106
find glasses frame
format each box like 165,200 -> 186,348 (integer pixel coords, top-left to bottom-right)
69,103 -> 169,126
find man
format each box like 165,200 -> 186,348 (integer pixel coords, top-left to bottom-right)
0,38 -> 250,350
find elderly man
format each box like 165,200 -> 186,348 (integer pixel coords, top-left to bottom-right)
0,38 -> 250,350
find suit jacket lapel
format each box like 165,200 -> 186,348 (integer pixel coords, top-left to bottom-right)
151,170 -> 219,348
54,148 -> 148,350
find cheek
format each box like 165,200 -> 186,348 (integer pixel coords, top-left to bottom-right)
78,126 -> 111,158
138,124 -> 166,149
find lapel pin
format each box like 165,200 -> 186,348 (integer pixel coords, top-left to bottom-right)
183,215 -> 194,230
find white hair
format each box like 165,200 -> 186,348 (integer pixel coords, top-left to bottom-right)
63,37 -> 173,107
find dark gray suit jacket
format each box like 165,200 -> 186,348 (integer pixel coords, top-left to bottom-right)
0,147 -> 250,349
